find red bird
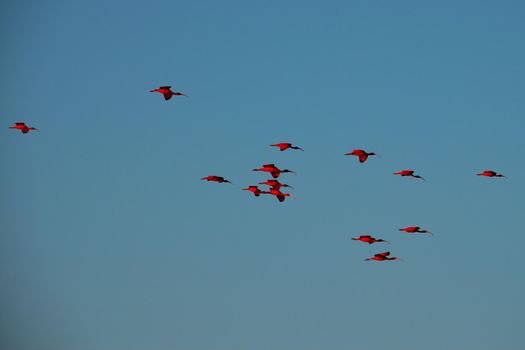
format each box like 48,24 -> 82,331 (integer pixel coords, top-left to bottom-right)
201,175 -> 232,183
399,226 -> 432,235
258,179 -> 293,190
365,251 -> 401,261
263,188 -> 291,202
252,164 -> 296,178
270,143 -> 304,151
393,169 -> 425,180
9,122 -> 38,134
352,235 -> 389,244
476,170 -> 506,178
345,149 -> 378,163
150,86 -> 187,100
242,186 -> 266,197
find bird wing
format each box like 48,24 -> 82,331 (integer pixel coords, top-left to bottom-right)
359,154 -> 368,163
277,195 -> 285,202
263,164 -> 276,168
163,94 -> 173,100
15,122 -> 26,126
160,86 -> 171,89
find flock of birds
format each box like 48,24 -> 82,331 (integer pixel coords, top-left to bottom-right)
9,85 -> 508,262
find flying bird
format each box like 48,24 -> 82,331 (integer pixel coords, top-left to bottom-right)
258,179 -> 293,190
399,226 -> 432,235
9,122 -> 38,134
263,188 -> 291,202
476,170 -> 506,178
242,186 -> 266,197
352,235 -> 389,244
345,149 -> 378,163
365,251 -> 402,261
201,175 -> 232,183
393,169 -> 425,180
270,143 -> 304,151
150,86 -> 187,100
252,164 -> 296,178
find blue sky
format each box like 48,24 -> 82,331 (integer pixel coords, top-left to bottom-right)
1,1 -> 524,349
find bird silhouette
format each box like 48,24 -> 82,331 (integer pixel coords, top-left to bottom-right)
150,86 -> 187,100
270,143 -> 303,151
393,170 -> 425,180
201,175 -> 232,184
399,226 -> 432,235
352,235 -> 390,244
263,188 -> 291,202
345,149 -> 378,163
258,179 -> 293,190
365,251 -> 402,261
476,170 -> 506,178
252,164 -> 296,178
9,122 -> 38,134
242,186 -> 266,197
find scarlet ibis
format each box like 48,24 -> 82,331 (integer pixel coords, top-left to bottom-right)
263,188 -> 291,202
258,179 -> 293,190
399,226 -> 432,235
150,86 -> 187,100
252,164 -> 296,178
345,149 -> 378,163
476,170 -> 506,178
201,175 -> 232,184
352,235 -> 389,244
365,251 -> 401,261
393,169 -> 425,180
9,122 -> 38,134
242,186 -> 266,197
270,143 -> 304,151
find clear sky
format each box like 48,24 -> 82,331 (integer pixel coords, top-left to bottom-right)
1,1 -> 524,349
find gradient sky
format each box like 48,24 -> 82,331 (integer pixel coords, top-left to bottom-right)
1,1 -> 525,349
